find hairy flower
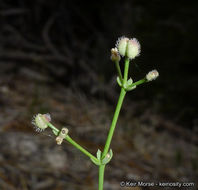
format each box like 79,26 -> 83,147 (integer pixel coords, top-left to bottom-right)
146,70 -> 159,81
116,37 -> 129,57
116,36 -> 141,59
126,38 -> 141,59
32,113 -> 51,132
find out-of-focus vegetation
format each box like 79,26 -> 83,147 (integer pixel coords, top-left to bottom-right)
0,0 -> 197,189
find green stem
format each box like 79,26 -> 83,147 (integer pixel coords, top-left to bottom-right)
102,58 -> 129,158
97,86 -> 126,190
123,58 -> 130,84
130,78 -> 147,87
65,135 -> 98,163
47,122 -> 59,132
98,58 -> 129,190
98,165 -> 105,190
47,123 -> 98,163
115,60 -> 123,80
102,87 -> 126,158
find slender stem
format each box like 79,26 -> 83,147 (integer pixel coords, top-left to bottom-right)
98,83 -> 126,190
98,165 -> 105,190
98,58 -> 129,190
65,135 -> 98,163
130,78 -> 147,87
47,122 -> 59,132
102,87 -> 126,158
115,60 -> 123,80
47,123 -> 98,163
123,58 -> 130,84
102,59 -> 129,158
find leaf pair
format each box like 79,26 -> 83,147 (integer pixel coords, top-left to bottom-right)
117,77 -> 136,91
90,149 -> 113,166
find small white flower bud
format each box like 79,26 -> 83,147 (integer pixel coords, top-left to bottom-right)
110,48 -> 121,61
126,38 -> 141,59
146,70 -> 159,81
116,36 -> 141,59
32,113 -> 51,132
116,37 -> 129,57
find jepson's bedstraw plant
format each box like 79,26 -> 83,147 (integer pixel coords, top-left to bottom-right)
32,36 -> 159,190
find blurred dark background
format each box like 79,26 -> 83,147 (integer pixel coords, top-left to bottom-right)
0,0 -> 197,190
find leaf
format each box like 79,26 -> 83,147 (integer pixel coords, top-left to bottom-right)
90,157 -> 101,166
97,149 -> 102,160
101,149 -> 113,165
127,85 -> 136,91
127,78 -> 133,85
116,76 -> 122,87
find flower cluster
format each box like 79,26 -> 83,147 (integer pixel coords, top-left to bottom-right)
115,36 -> 141,60
111,36 -> 159,88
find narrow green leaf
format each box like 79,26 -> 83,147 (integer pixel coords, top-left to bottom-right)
97,149 -> 102,160
127,85 -> 136,91
127,78 -> 133,85
90,157 -> 101,166
116,76 -> 122,87
101,149 -> 113,165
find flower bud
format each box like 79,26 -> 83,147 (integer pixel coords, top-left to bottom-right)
116,37 -> 129,57
126,38 -> 141,59
146,70 -> 159,81
32,113 -> 51,132
116,36 -> 141,59
110,48 -> 121,61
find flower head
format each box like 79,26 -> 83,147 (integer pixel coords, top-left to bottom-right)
32,113 -> 51,132
146,70 -> 159,81
116,36 -> 141,59
116,37 -> 129,57
126,38 -> 141,59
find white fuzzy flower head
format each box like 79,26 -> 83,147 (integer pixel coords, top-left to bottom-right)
146,70 -> 159,81
116,36 -> 141,59
126,38 -> 141,59
110,48 -> 121,62
116,37 -> 129,57
32,113 -> 51,132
